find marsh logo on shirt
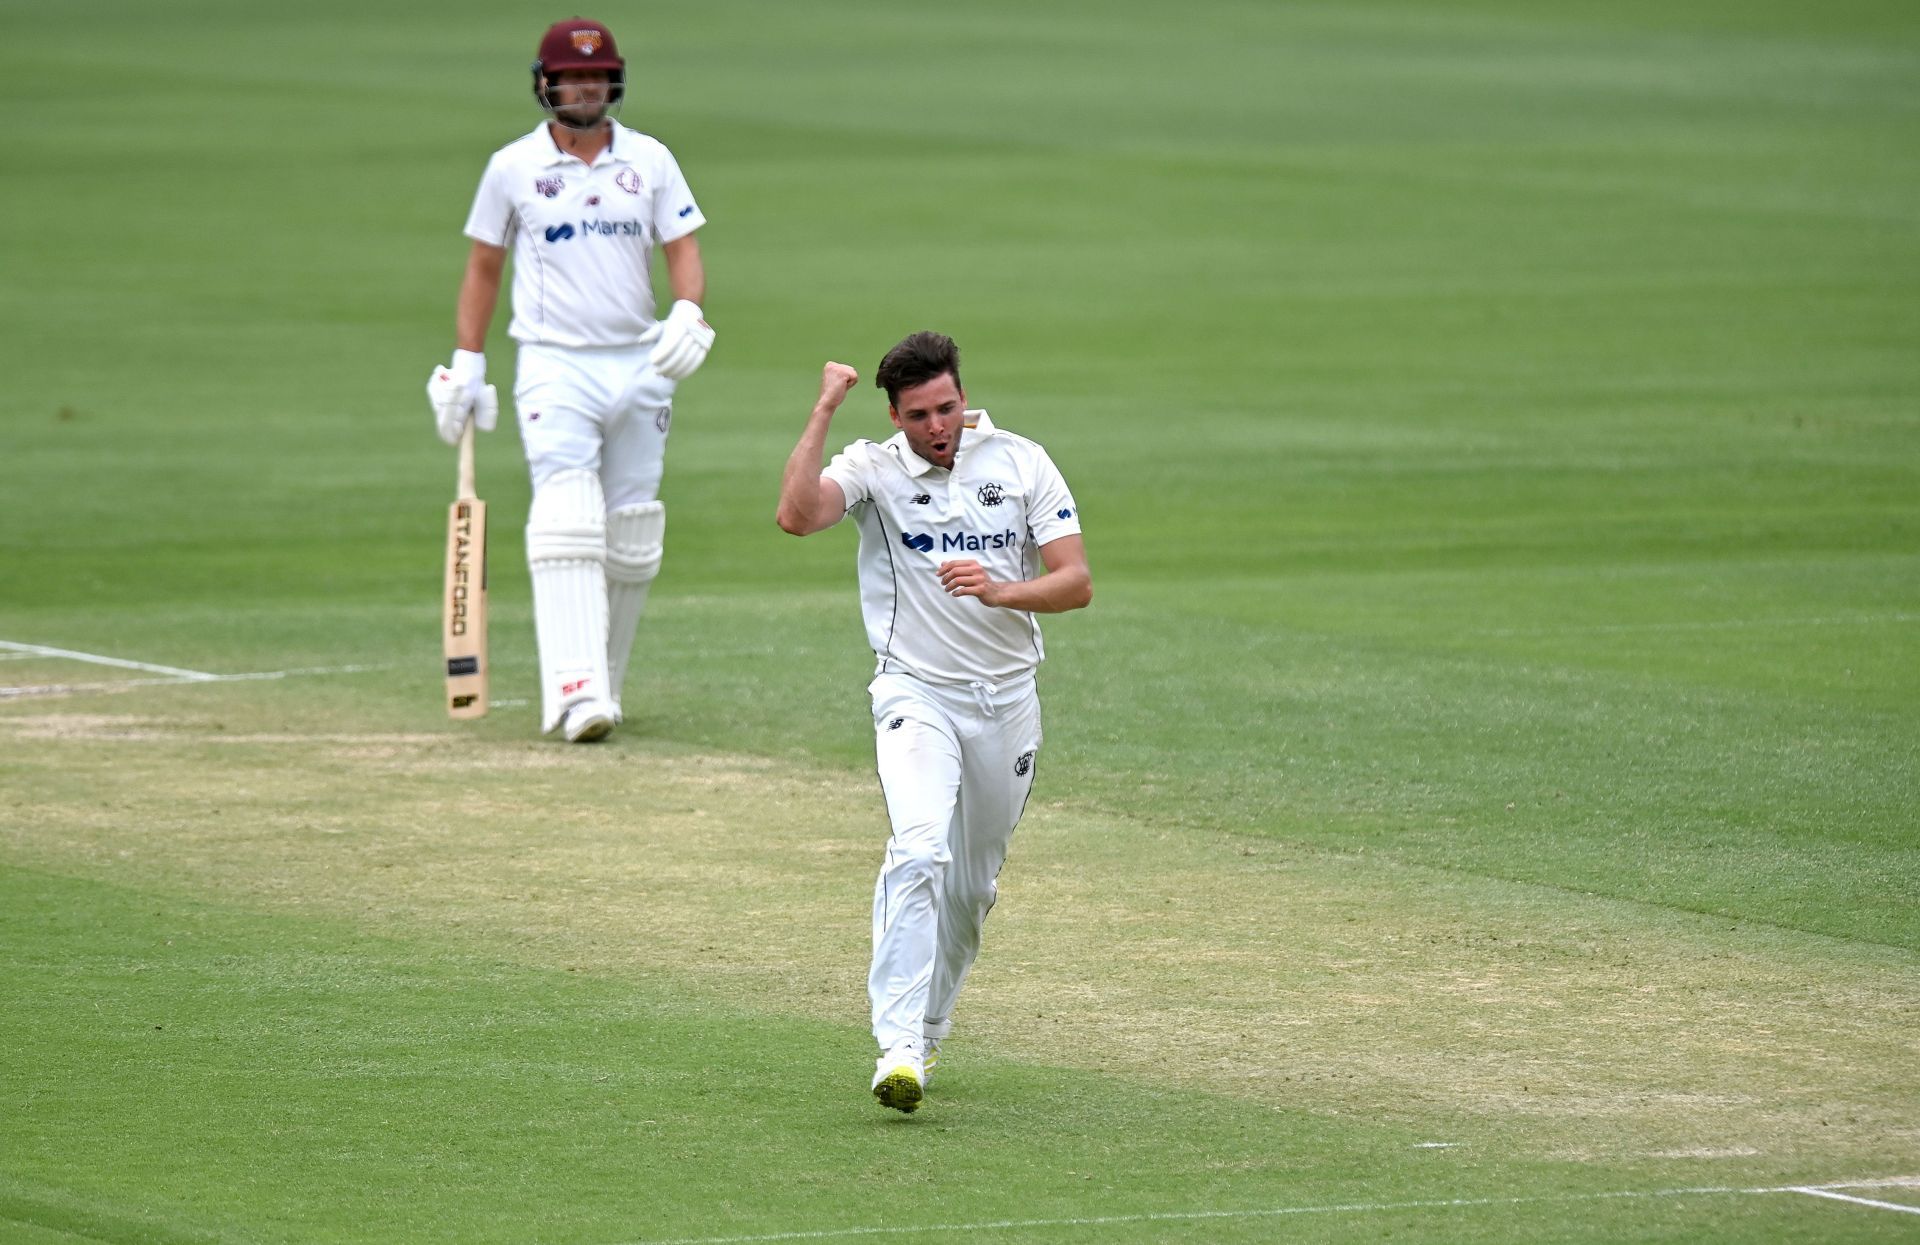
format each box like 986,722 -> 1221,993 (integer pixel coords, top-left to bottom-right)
941,528 -> 1021,553
977,482 -> 1006,506
544,223 -> 575,242
900,532 -> 935,554
1057,507 -> 1074,519
581,218 -> 648,237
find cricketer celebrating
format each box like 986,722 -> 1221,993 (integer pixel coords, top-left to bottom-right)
427,17 -> 713,742
776,333 -> 1093,1112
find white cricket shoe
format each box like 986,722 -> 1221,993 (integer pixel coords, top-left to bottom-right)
562,699 -> 617,743
871,1042 -> 925,1113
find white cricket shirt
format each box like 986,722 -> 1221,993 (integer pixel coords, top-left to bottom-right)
822,411 -> 1083,686
463,121 -> 706,348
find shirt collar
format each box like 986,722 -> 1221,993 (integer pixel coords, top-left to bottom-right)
532,119 -> 632,168
885,409 -> 995,477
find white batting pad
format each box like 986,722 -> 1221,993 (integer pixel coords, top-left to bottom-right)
605,500 -> 665,712
527,468 -> 610,732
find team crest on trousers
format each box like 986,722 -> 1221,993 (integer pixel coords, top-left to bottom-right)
1015,750 -> 1034,776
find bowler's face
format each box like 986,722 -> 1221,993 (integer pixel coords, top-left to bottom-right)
890,373 -> 966,470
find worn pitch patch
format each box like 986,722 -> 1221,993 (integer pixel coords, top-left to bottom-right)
2,705 -> 1915,1167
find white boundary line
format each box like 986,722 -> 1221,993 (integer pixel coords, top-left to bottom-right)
610,1178 -> 1920,1245
1789,1187 -> 1920,1216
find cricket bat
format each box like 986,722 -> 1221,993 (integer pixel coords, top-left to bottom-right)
443,421 -> 489,718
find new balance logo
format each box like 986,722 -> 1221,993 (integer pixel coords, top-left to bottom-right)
887,717 -> 905,731
900,532 -> 934,553
910,494 -> 931,505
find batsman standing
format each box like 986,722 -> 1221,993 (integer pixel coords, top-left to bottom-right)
427,17 -> 713,742
776,332 -> 1093,1112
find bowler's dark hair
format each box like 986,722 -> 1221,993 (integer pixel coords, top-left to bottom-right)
875,331 -> 961,407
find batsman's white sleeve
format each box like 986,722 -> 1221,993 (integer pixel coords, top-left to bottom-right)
462,154 -> 516,247
650,149 -> 706,245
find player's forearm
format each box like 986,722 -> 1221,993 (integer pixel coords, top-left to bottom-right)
774,407 -> 837,534
989,564 -> 1093,614
663,236 -> 706,305
455,246 -> 506,352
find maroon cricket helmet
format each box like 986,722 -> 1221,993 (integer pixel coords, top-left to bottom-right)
531,18 -> 626,111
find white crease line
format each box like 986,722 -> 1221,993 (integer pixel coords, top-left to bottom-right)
0,639 -> 221,680
0,665 -> 382,699
1481,613 -> 1918,638
1789,1187 -> 1920,1216
610,1179 -> 1920,1245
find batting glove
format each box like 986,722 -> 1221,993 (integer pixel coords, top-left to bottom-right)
651,300 -> 715,381
426,349 -> 498,445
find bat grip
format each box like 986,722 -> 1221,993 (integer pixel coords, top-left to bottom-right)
456,421 -> 477,500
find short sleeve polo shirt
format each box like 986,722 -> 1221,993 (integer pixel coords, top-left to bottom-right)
463,121 -> 706,348
822,411 -> 1083,686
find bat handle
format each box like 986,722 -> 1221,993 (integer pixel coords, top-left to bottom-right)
457,420 -> 477,501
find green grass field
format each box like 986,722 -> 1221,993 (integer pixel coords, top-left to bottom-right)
3,1 -> 1918,1241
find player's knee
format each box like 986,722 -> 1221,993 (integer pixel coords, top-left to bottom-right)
606,500 -> 664,585
527,469 -> 606,566
885,835 -> 948,892
945,876 -> 997,920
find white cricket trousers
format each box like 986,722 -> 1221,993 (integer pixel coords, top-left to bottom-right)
514,341 -> 676,507
867,671 -> 1043,1055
